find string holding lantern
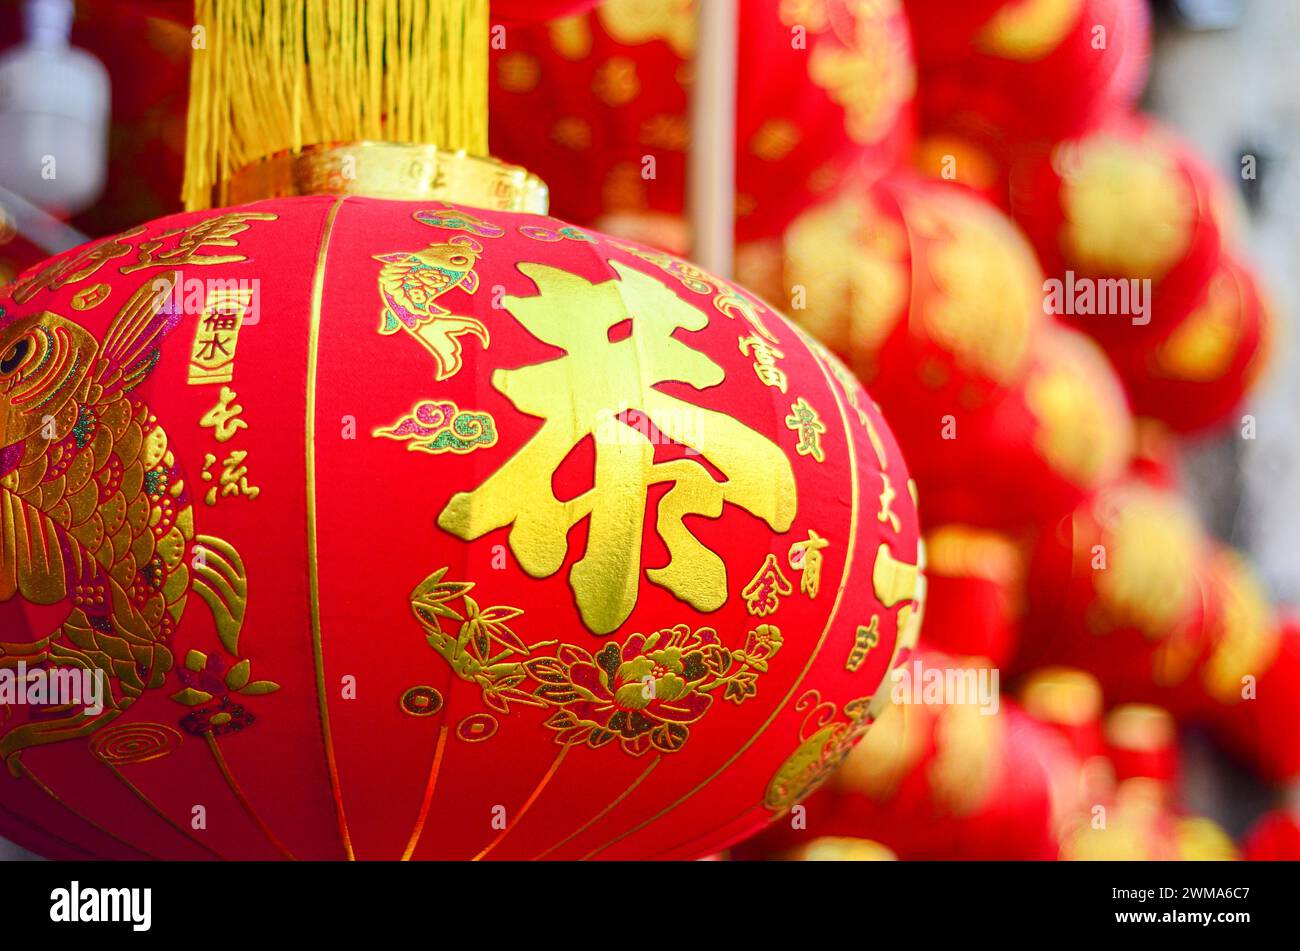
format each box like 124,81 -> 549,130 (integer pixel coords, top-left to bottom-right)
0,0 -> 926,861
488,0 -> 917,248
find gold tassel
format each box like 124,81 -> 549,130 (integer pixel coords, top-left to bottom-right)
183,0 -> 489,210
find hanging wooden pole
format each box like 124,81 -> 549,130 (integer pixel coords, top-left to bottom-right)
687,0 -> 737,278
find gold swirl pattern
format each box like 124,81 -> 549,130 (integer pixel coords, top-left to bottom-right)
88,722 -> 184,766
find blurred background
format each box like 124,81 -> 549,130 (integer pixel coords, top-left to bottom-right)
1,0 -> 1297,860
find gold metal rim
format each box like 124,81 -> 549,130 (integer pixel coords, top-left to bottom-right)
224,142 -> 550,213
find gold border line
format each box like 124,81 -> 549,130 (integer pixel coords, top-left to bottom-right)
400,725 -> 449,861
530,754 -> 661,860
206,734 -> 297,859
306,196 -> 354,860
471,745 -> 569,861
99,758 -> 226,860
580,330 -> 862,860
15,760 -> 156,860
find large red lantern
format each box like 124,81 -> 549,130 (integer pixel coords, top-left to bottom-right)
0,148 -> 923,860
488,0 -> 917,243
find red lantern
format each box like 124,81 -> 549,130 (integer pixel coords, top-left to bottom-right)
1194,583 -> 1294,783
921,324 -> 1133,528
1104,253 -> 1273,434
900,0 -> 1007,69
1103,703 -> 1179,787
492,0 -> 601,22
826,692 -> 1060,860
738,175 -> 1052,529
917,525 -> 1022,667
1244,810 -> 1300,860
1009,116 -> 1234,343
488,0 -> 917,243
1017,477 -> 1215,707
915,0 -> 1151,149
737,658 -> 1060,861
0,172 -> 922,860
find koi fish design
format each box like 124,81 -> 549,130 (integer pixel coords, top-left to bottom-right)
0,273 -> 245,766
374,235 -> 488,380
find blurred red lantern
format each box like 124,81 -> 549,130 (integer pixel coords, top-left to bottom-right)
828,693 -> 1060,860
1194,587 -> 1296,784
1103,703 -> 1179,787
1009,116 -> 1235,343
738,175 -> 1053,528
488,0 -> 917,243
1020,666 -> 1109,767
1018,478 -> 1214,706
738,658 -> 1060,860
1244,810 -> 1300,860
901,0 -> 1007,69
1187,545 -> 1280,719
915,0 -> 1151,149
768,836 -> 898,861
1020,477 -> 1280,723
918,525 -> 1022,667
921,324 -> 1133,528
1105,253 -> 1273,434
493,0 -> 601,22
0,164 -> 923,860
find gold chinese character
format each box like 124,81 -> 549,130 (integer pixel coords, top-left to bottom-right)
9,228 -> 143,304
738,333 -> 789,392
199,387 -> 248,443
787,529 -> 830,598
437,262 -> 797,635
121,212 -> 277,274
878,472 -> 900,533
845,616 -> 880,672
202,450 -> 260,505
188,289 -> 253,384
742,553 -> 794,617
785,396 -> 827,462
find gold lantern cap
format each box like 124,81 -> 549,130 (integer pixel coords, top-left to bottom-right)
225,143 -> 549,212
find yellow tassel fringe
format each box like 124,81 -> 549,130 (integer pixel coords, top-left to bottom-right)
184,0 -> 489,210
